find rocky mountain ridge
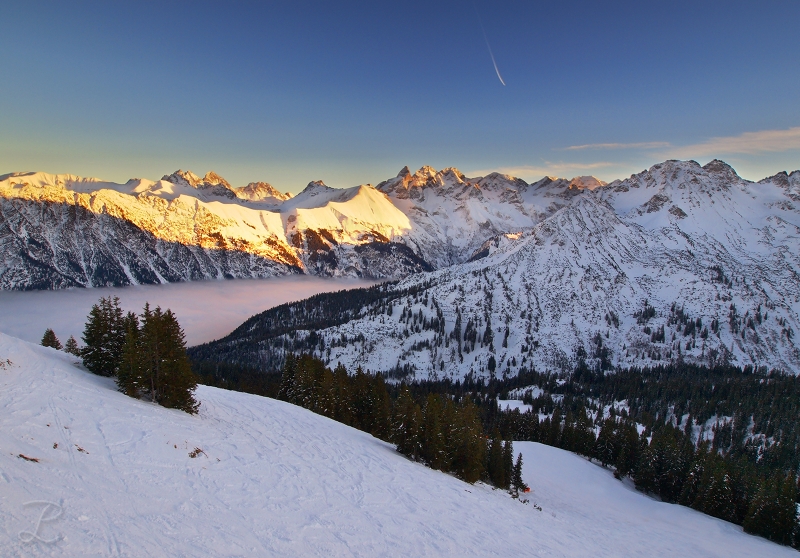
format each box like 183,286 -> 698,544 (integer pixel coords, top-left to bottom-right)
0,161 -> 797,297
193,160 -> 800,375
0,164 -> 602,288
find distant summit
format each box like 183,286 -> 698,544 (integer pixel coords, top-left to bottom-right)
235,181 -> 291,203
161,170 -> 236,199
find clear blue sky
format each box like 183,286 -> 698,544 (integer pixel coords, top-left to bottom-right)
1,1 -> 798,192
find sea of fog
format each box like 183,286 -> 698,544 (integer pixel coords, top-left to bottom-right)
0,277 -> 377,347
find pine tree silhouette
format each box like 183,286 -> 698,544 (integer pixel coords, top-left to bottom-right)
41,328 -> 62,350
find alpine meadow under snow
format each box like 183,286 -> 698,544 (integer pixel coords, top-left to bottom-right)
1,333 -> 795,558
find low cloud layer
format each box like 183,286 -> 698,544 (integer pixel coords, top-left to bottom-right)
565,127 -> 800,157
665,127 -> 800,159
0,277 -> 376,348
565,142 -> 670,151
472,127 -> 800,183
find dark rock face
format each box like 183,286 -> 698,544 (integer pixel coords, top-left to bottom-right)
352,242 -> 433,278
0,199 -> 300,290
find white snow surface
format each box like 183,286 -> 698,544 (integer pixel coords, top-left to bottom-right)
497,399 -> 533,413
0,333 -> 794,557
287,160 -> 800,376
0,165 -> 612,282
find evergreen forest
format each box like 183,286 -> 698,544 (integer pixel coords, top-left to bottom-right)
191,352 -> 800,548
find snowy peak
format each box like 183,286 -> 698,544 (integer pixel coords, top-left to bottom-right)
477,172 -> 529,191
161,169 -> 203,187
413,165 -> 439,184
569,176 -> 607,190
377,165 -> 474,195
234,181 -> 291,203
159,171 -> 292,204
524,175 -> 604,193
302,179 -> 333,193
759,170 -> 800,201
161,169 -> 237,199
281,183 -> 412,235
289,180 -> 336,205
598,159 -> 754,218
0,171 -> 148,196
701,159 -> 742,183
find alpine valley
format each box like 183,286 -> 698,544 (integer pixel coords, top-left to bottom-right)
3,159 -> 800,375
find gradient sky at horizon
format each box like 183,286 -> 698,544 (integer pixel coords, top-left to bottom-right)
1,1 -> 798,192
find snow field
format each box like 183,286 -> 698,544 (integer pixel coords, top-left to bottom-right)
0,333 -> 795,557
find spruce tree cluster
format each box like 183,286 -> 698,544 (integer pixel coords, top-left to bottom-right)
80,296 -> 199,414
116,304 -> 199,414
193,343 -> 798,547
81,296 -> 133,376
393,386 -> 487,483
482,365 -> 800,549
277,355 -> 514,489
279,354 -> 390,438
41,329 -> 80,355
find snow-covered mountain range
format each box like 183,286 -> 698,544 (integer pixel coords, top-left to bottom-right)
1,333 -> 794,557
0,165 -> 603,289
3,159 -> 800,372
197,160 -> 800,375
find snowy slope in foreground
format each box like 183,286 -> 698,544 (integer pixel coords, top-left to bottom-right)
0,335 -> 793,558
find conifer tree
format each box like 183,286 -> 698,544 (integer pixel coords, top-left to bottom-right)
743,473 -> 799,546
487,429 -> 505,488
694,459 -> 735,522
614,421 -> 641,478
278,353 -> 298,403
314,364 -> 336,419
501,440 -> 514,490
154,308 -> 199,413
41,328 -> 62,350
81,296 -> 126,376
593,417 -> 617,466
512,453 -> 528,492
370,374 -> 392,441
422,394 -> 445,470
64,335 -> 80,356
679,443 -> 709,506
352,367 -> 373,431
332,363 -> 353,426
393,384 -> 422,460
117,304 -> 199,414
440,398 -> 459,473
453,398 -> 486,484
116,317 -> 141,398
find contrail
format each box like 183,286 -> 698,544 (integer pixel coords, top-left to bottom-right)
473,1 -> 506,86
